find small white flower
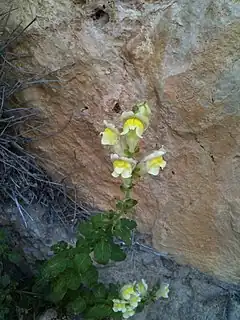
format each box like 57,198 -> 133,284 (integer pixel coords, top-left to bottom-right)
136,279 -> 148,297
122,306 -> 135,319
121,111 -> 149,138
142,147 -> 167,176
155,283 -> 170,299
100,121 -> 119,145
120,283 -> 138,300
112,299 -> 127,313
129,294 -> 141,308
111,154 -> 137,179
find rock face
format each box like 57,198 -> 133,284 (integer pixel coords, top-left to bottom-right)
2,0 -> 240,282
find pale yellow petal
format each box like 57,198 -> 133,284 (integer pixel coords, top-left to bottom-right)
135,126 -> 143,138
121,126 -> 130,135
112,170 -> 119,177
121,111 -> 135,121
159,159 -> 166,169
101,128 -> 118,145
148,166 -> 160,176
115,166 -> 124,175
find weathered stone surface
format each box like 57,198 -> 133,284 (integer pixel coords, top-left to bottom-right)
2,0 -> 240,282
99,247 -> 240,320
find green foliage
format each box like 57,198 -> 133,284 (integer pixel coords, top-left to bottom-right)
113,218 -> 136,245
94,239 -> 112,264
67,296 -> 86,314
0,229 -> 48,320
85,304 -> 113,319
39,210 -> 137,317
38,186 -> 138,318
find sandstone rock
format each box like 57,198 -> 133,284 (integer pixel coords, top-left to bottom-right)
1,0 -> 239,282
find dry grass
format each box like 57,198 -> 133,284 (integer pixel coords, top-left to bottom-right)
0,7 -> 91,229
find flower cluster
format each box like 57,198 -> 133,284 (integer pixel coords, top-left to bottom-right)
112,279 -> 148,319
100,102 -> 166,180
112,280 -> 170,319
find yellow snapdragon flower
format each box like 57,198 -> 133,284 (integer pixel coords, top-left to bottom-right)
111,154 -> 137,179
129,294 -> 141,308
120,111 -> 149,152
123,306 -> 135,319
112,299 -> 127,313
101,121 -> 119,145
113,280 -> 149,318
120,283 -> 138,300
121,111 -> 149,138
142,147 -> 166,175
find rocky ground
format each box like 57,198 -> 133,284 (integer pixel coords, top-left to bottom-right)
99,242 -> 240,320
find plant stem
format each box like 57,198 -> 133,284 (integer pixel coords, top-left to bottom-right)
16,290 -> 42,297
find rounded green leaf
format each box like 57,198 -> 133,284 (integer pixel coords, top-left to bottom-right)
93,283 -> 107,299
120,218 -> 137,230
85,304 -> 113,319
113,227 -> 131,245
94,239 -> 111,264
67,296 -> 86,315
91,214 -> 111,228
43,254 -> 67,278
49,278 -> 67,302
78,222 -> 96,240
74,253 -> 92,273
81,266 -> 98,286
64,270 -> 82,290
110,243 -> 126,261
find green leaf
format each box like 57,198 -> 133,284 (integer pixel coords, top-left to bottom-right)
78,222 -> 95,239
85,304 -> 113,319
120,218 -> 137,230
51,241 -> 68,254
113,227 -> 132,245
67,296 -> 86,315
111,311 -> 123,319
110,243 -> 126,261
64,270 -> 82,290
113,218 -> 136,245
75,240 -> 91,254
116,200 -> 124,211
93,283 -> 107,299
94,239 -> 111,264
91,214 -> 111,228
1,274 -> 10,287
74,253 -> 92,273
0,230 -> 6,241
107,283 -> 119,300
123,198 -> 138,210
79,287 -> 96,306
42,254 -> 67,278
49,278 -> 67,302
8,251 -> 22,264
81,266 -> 98,287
